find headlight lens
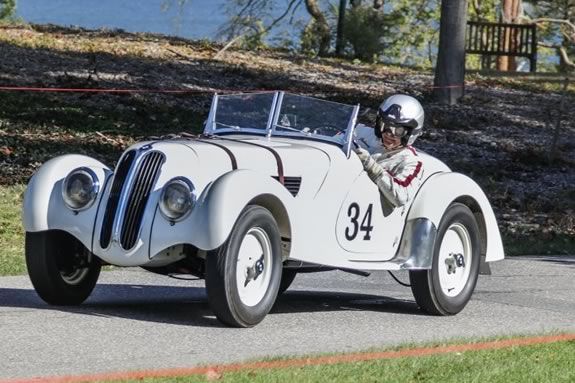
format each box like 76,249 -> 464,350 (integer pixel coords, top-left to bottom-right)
62,168 -> 99,211
159,178 -> 196,221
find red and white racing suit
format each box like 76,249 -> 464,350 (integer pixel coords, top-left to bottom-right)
355,124 -> 424,207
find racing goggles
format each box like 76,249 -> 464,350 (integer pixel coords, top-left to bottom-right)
375,107 -> 417,138
381,122 -> 409,138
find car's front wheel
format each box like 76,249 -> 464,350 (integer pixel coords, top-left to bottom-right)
409,203 -> 480,315
26,231 -> 101,305
205,205 -> 282,327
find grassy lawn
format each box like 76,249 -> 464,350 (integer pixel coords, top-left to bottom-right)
111,337 -> 575,383
0,184 -> 26,276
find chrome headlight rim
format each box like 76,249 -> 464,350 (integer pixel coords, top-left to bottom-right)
159,177 -> 197,222
62,167 -> 100,211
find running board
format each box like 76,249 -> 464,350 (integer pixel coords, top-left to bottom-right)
283,260 -> 370,277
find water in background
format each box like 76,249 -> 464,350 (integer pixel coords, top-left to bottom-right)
15,0 -> 307,42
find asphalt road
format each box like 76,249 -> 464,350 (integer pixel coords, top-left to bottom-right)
1,256 -> 574,380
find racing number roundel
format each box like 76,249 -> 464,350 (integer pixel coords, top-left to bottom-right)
336,173 -> 403,257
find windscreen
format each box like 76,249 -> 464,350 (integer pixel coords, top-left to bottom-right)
274,93 -> 355,143
214,92 -> 276,131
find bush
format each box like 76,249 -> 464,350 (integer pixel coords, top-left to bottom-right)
0,0 -> 16,20
342,5 -> 393,61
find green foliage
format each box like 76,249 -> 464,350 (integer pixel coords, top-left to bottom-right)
219,0 -> 443,66
333,1 -> 442,66
468,0 -> 499,22
300,17 -> 331,56
382,0 -> 441,67
0,184 -> 26,276
0,0 -> 16,20
227,16 -> 269,50
341,5 -> 393,61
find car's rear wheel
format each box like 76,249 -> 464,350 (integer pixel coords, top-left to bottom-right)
205,205 -> 282,327
26,231 -> 101,305
409,203 -> 480,315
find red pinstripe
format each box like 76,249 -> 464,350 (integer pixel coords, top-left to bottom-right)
387,161 -> 422,187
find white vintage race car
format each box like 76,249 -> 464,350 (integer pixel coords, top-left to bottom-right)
23,92 -> 504,327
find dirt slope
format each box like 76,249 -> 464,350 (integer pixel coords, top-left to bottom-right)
0,24 -> 573,246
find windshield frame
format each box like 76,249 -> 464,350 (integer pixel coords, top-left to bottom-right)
203,91 -> 359,157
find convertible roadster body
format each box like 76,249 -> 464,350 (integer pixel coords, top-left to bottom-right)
23,92 -> 504,327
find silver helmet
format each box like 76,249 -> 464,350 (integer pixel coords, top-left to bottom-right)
374,94 -> 424,146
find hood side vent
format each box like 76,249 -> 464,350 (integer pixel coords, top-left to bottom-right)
273,176 -> 302,197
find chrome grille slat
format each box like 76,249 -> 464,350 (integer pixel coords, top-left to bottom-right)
99,150 -> 136,248
121,154 -> 155,244
119,151 -> 164,250
122,153 -> 160,248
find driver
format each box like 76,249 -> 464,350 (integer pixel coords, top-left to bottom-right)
354,94 -> 424,207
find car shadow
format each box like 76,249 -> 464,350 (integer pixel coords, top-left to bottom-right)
0,284 -> 423,327
275,290 -> 422,316
522,256 -> 575,268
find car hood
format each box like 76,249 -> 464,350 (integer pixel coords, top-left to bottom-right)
133,135 -> 336,199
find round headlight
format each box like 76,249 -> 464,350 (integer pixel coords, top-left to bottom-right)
62,168 -> 99,211
159,178 -> 196,221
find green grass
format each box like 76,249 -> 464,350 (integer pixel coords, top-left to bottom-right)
112,338 -> 575,383
0,184 -> 26,276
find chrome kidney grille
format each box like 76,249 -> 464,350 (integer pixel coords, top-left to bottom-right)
99,149 -> 165,250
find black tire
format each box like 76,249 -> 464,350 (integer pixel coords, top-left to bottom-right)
205,205 -> 282,327
278,269 -> 298,295
26,231 -> 101,305
409,203 -> 480,316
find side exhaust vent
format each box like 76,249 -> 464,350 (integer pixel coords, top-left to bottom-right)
273,176 -> 302,197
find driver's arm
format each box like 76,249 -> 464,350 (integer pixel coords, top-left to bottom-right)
374,156 -> 423,207
357,148 -> 423,207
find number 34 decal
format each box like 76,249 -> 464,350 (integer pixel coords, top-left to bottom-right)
345,203 -> 374,241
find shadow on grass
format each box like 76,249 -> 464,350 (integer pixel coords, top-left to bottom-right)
0,283 -> 421,328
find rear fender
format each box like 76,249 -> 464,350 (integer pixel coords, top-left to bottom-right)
22,155 -> 111,251
149,169 -> 295,256
395,172 -> 504,268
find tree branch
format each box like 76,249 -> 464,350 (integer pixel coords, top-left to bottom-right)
261,0 -> 300,35
558,46 -> 575,68
521,16 -> 575,32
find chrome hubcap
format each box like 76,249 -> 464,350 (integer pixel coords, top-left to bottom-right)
236,227 -> 272,307
438,223 -> 472,297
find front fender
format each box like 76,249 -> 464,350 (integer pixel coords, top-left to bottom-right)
403,172 -> 504,263
149,169 -> 295,255
22,155 -> 111,251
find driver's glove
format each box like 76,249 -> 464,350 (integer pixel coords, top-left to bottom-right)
355,148 -> 384,182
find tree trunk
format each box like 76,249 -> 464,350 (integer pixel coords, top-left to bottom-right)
304,0 -> 331,56
497,0 -> 522,71
335,0 -> 347,56
434,0 -> 468,105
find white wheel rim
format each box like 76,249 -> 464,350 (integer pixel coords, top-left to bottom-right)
437,223 -> 472,297
236,227 -> 273,307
